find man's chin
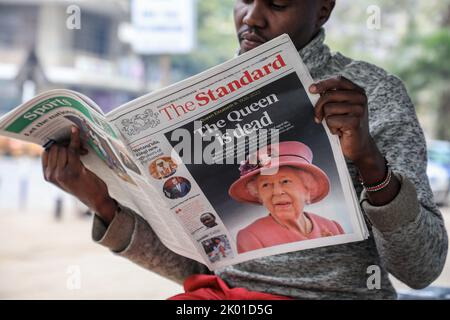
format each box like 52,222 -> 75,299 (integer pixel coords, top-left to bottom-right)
240,40 -> 265,54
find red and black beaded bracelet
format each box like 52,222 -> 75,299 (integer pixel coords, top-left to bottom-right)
359,159 -> 393,193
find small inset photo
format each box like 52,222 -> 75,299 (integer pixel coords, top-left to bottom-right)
149,156 -> 178,179
200,212 -> 218,229
163,176 -> 191,199
201,235 -> 233,263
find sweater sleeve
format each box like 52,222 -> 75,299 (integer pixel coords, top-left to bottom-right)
92,204 -> 211,285
361,75 -> 448,289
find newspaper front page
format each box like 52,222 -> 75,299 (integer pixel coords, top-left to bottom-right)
106,34 -> 369,270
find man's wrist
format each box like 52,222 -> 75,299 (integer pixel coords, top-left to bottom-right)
92,196 -> 118,225
352,142 -> 401,206
353,140 -> 387,185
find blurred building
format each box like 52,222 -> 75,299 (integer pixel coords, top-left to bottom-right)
0,0 -> 146,116
0,0 -> 199,157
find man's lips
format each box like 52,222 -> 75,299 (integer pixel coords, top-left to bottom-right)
240,32 -> 267,50
241,32 -> 266,43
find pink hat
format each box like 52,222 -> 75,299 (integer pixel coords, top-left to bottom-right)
228,141 -> 330,205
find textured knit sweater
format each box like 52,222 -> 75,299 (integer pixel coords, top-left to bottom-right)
92,29 -> 448,299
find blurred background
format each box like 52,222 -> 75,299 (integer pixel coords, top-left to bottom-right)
0,0 -> 449,299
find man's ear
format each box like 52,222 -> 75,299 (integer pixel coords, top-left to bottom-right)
316,0 -> 336,29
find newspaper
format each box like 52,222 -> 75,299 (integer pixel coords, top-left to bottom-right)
0,34 -> 369,270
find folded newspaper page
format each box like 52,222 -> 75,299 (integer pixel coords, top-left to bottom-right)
0,34 -> 369,270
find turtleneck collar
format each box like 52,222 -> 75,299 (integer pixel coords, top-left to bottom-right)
298,28 -> 331,76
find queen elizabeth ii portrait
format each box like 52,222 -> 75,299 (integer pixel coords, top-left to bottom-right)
228,141 -> 345,254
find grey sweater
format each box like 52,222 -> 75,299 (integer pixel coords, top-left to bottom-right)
92,29 -> 448,299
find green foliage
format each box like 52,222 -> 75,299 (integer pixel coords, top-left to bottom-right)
393,30 -> 450,88
393,27 -> 450,139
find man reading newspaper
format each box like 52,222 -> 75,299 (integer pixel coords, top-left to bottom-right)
41,0 -> 447,299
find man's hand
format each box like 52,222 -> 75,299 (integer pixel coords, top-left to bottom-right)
309,76 -> 376,165
309,76 -> 400,205
42,126 -> 118,224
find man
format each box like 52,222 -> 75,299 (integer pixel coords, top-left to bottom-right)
156,159 -> 173,178
200,212 -> 218,229
42,0 -> 447,299
167,177 -> 190,199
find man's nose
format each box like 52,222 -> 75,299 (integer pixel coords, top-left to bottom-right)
243,1 -> 267,29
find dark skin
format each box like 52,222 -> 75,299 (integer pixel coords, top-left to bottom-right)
42,127 -> 118,224
42,0 -> 399,226
310,76 -> 400,205
235,0 -> 330,54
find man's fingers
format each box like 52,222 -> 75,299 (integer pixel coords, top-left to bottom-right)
46,145 -> 59,181
69,126 -> 81,153
323,103 -> 365,118
68,126 -> 83,166
314,90 -> 366,122
325,114 -> 361,134
47,145 -> 59,170
310,76 -> 364,95
57,147 -> 68,169
310,76 -> 357,93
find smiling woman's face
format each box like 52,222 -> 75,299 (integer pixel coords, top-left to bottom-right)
253,166 -> 310,222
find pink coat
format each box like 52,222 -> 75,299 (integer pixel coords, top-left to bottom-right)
237,212 -> 345,254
